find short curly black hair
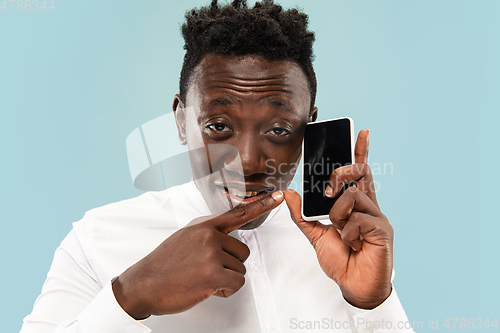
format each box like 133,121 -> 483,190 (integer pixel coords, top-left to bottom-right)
180,0 -> 317,112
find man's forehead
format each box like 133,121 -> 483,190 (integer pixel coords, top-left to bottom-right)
192,54 -> 309,88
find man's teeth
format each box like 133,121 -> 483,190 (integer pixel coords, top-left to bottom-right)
227,188 -> 260,198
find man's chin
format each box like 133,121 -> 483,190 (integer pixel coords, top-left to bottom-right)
236,212 -> 271,230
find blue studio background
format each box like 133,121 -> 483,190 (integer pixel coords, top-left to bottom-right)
2,0 -> 499,332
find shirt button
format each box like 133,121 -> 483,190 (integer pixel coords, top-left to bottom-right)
251,264 -> 258,272
269,329 -> 275,333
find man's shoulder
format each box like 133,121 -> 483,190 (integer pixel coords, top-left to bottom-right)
73,182 -> 197,235
85,182 -> 193,218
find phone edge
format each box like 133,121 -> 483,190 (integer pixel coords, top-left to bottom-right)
300,117 -> 355,221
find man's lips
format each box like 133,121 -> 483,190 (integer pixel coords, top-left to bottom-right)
225,187 -> 267,198
224,187 -> 269,204
213,181 -> 274,203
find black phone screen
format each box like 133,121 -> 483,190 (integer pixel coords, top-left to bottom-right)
302,118 -> 353,219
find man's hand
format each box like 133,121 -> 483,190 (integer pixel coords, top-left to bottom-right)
284,129 -> 393,309
112,191 -> 284,319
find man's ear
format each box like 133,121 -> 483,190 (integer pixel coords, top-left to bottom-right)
309,106 -> 318,122
172,94 -> 187,146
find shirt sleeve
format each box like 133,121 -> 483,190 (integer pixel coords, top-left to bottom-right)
20,229 -> 151,333
344,286 -> 415,333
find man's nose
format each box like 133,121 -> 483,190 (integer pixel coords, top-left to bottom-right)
224,139 -> 268,176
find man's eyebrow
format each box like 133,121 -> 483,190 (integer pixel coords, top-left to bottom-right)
205,96 -> 238,111
269,99 -> 295,114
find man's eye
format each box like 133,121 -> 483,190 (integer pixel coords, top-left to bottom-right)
207,123 -> 231,132
270,128 -> 291,136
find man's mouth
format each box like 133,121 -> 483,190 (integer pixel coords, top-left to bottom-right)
224,186 -> 270,205
214,181 -> 273,205
225,187 -> 264,198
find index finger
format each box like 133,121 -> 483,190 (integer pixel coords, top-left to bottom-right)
354,129 -> 369,164
206,191 -> 284,234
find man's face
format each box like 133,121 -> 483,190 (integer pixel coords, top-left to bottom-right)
174,54 -> 316,229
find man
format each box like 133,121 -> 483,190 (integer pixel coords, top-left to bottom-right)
21,1 -> 414,332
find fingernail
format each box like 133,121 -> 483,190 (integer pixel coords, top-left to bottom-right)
325,186 -> 333,198
271,191 -> 283,201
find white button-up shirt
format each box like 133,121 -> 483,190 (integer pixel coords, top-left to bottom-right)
21,181 -> 414,333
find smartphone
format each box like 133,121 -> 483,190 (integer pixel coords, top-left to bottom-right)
301,117 -> 354,221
